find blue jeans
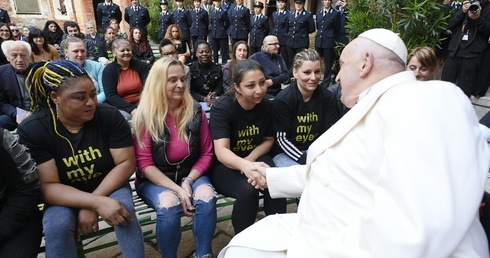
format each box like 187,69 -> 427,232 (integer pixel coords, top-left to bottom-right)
273,150 -> 308,167
42,184 -> 145,258
136,176 -> 217,258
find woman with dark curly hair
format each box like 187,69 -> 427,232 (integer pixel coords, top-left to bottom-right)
165,24 -> 191,64
129,27 -> 154,67
43,20 -> 64,50
28,28 -> 60,62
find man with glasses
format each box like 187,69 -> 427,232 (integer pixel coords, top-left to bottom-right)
249,35 -> 288,96
0,40 -> 32,130
160,38 -> 191,89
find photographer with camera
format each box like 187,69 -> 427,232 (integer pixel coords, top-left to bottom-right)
441,0 -> 490,97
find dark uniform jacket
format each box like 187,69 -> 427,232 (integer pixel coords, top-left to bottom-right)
210,7 -> 230,39
271,9 -> 289,46
172,8 -> 192,40
0,9 -> 10,24
315,8 -> 340,49
250,14 -> 270,48
286,9 -> 315,48
227,5 -> 251,39
158,11 -> 173,40
190,8 -> 209,38
96,3 -> 122,30
124,5 -> 150,36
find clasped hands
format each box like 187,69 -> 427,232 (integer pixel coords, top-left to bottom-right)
76,196 -> 133,240
240,159 -> 269,190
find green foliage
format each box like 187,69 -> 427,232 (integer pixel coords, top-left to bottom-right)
346,0 -> 452,51
140,0 -> 194,43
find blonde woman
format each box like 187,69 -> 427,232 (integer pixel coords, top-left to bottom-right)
132,57 -> 216,258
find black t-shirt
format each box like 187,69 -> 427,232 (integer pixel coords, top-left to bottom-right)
210,94 -> 274,158
18,104 -> 133,192
273,82 -> 339,159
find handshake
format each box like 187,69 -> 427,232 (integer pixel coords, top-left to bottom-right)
240,158 -> 269,190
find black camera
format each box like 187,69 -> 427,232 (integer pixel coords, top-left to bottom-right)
469,0 -> 481,13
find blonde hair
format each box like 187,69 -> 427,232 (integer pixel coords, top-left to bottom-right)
132,57 -> 194,148
407,46 -> 437,73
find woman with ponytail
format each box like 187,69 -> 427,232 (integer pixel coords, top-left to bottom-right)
17,60 -> 145,258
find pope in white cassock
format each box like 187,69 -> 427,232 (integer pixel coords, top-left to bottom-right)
218,28 -> 490,258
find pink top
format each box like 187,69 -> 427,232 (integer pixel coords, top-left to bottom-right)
134,109 -> 213,182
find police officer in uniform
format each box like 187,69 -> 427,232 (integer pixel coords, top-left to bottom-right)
190,0 -> 209,52
96,0 -> 122,32
124,0 -> 150,39
249,2 -> 270,55
227,0 -> 251,47
315,0 -> 340,84
172,0 -> 192,53
286,0 -> 315,69
271,0 -> 289,69
210,0 -> 230,64
158,0 -> 173,41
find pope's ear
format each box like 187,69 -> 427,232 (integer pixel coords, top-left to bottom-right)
359,52 -> 373,78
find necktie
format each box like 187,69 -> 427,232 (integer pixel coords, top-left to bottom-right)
295,12 -> 298,18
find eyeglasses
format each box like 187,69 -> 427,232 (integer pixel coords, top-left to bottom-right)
11,29 -> 19,32
267,42 -> 280,46
0,29 -> 10,33
162,50 -> 177,56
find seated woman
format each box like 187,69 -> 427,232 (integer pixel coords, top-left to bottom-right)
222,41 -> 249,92
165,24 -> 191,65
9,22 -> 26,41
109,18 -> 128,39
0,128 -> 42,257
97,26 -> 117,66
129,27 -> 155,67
273,49 -> 339,167
249,35 -> 288,96
190,40 -> 224,107
133,57 -> 216,258
406,46 -> 437,81
28,28 -> 60,62
0,22 -> 13,65
210,59 -> 287,234
64,37 -> 106,103
17,60 -> 145,258
43,20 -> 64,50
103,38 -> 149,119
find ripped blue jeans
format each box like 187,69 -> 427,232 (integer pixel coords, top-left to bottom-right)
136,176 -> 217,258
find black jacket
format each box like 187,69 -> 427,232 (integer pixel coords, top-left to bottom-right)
0,129 -> 40,243
447,3 -> 490,58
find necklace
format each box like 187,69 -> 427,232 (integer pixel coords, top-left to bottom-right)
65,125 -> 83,133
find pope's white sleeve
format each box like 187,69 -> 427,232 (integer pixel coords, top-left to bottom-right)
266,165 -> 306,198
